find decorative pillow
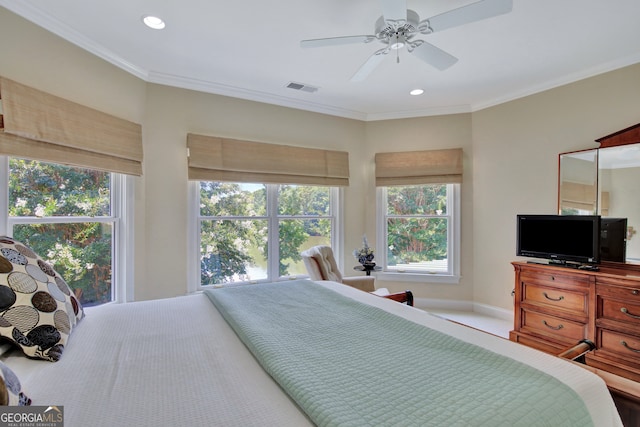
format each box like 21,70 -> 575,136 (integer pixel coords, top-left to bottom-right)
0,361 -> 31,405
0,237 -> 84,361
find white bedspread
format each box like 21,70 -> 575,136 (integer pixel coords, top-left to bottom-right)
3,293 -> 313,427
1,280 -> 623,427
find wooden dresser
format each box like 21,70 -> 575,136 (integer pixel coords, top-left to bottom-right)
510,261 -> 640,382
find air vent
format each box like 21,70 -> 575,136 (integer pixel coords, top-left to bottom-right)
286,82 -> 319,93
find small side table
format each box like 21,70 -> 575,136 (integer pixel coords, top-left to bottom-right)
354,263 -> 382,276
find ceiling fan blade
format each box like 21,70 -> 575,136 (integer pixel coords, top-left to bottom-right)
350,50 -> 387,82
301,35 -> 375,48
379,0 -> 407,23
411,42 -> 458,71
422,0 -> 512,33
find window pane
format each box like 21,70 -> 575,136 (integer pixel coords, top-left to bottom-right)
200,219 -> 268,284
278,185 -> 330,216
198,182 -> 335,286
200,182 -> 266,217
13,222 -> 113,306
279,219 -> 331,277
387,217 -> 448,271
387,184 -> 447,215
9,158 -> 110,217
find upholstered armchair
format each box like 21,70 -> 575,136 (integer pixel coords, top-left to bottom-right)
300,245 -> 375,292
300,245 -> 413,306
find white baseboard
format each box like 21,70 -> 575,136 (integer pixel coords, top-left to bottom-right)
414,298 -> 513,323
414,298 -> 473,311
473,302 -> 513,322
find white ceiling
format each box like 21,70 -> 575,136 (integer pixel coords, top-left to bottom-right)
2,0 -> 640,121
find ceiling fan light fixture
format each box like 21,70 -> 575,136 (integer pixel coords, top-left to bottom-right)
410,89 -> 424,96
390,34 -> 406,50
142,15 -> 166,30
300,0 -> 513,81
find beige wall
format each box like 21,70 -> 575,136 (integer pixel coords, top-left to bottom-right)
3,7 -> 640,309
363,115 -> 474,301
471,64 -> 640,309
0,9 -> 150,298
140,84 -> 365,300
0,10 -> 146,123
1,8 -> 366,302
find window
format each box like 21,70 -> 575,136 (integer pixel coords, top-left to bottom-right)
376,183 -> 460,282
0,157 -> 133,306
195,182 -> 338,287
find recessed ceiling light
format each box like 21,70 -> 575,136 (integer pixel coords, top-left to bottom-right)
410,89 -> 424,96
142,15 -> 165,30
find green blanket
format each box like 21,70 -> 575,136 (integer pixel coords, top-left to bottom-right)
205,281 -> 593,427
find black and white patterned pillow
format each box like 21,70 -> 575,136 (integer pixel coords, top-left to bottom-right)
0,361 -> 31,405
0,237 -> 84,361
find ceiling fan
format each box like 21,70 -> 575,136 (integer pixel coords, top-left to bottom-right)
300,0 -> 513,81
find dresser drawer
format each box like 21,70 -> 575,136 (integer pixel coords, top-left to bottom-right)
521,309 -> 587,342
596,281 -> 640,300
598,329 -> 640,363
599,297 -> 640,327
521,269 -> 590,289
522,283 -> 588,316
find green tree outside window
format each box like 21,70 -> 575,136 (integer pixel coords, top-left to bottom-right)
9,158 -> 113,306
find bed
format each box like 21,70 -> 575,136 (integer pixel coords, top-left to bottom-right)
0,279 -> 624,426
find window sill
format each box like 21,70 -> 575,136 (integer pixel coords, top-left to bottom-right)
374,271 -> 461,284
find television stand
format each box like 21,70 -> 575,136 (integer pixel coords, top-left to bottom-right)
511,261 -> 640,426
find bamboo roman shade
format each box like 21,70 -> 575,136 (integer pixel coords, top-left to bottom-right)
0,77 -> 143,176
559,181 -> 597,212
375,148 -> 463,186
187,133 -> 349,186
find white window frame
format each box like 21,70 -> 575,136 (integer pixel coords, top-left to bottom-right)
188,181 -> 342,292
0,157 -> 135,304
375,183 -> 460,284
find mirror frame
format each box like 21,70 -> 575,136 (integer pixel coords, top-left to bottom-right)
558,148 -> 598,216
559,123 -> 640,271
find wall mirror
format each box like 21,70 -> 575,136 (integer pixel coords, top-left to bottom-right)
558,123 -> 640,265
559,149 -> 598,215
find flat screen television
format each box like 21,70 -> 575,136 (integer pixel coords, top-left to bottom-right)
516,214 -> 601,265
600,217 -> 627,263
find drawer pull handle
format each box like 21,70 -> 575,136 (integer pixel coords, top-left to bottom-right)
620,307 -> 640,320
542,320 -> 563,330
543,292 -> 564,302
620,340 -> 640,353
633,290 -> 639,296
